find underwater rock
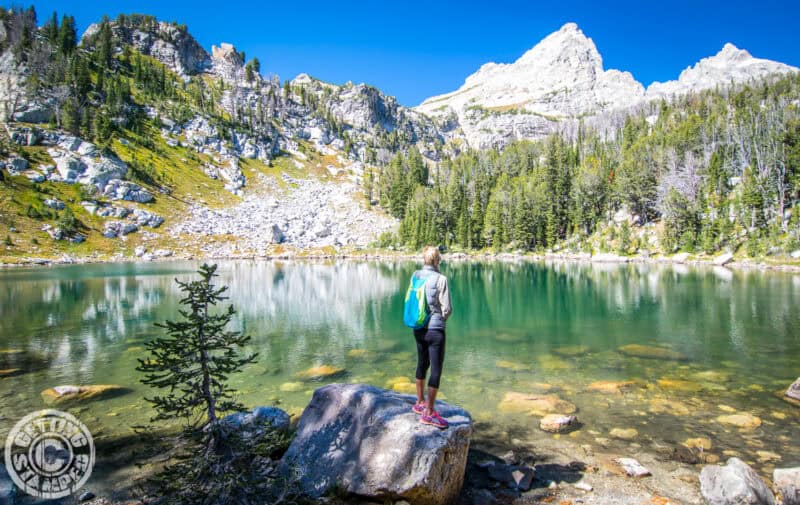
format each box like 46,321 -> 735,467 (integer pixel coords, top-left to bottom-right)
41,385 -> 131,405
279,383 -> 472,505
347,349 -> 373,359
700,457 -> 776,505
692,370 -> 730,383
587,380 -> 635,394
618,344 -> 688,361
757,451 -> 781,463
716,413 -> 762,430
684,437 -> 713,451
614,457 -> 650,477
539,414 -> 577,433
296,364 -> 346,380
495,359 -> 531,371
537,355 -> 573,371
657,378 -> 704,392
495,332 -> 525,343
279,382 -> 304,392
610,428 -> 638,440
649,398 -> 691,416
497,392 -> 576,416
552,345 -> 590,357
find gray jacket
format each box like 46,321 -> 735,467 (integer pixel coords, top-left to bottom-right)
415,265 -> 452,330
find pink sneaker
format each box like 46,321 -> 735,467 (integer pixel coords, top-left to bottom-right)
421,410 -> 449,429
412,402 -> 426,415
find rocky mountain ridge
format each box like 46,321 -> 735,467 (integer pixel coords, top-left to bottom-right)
417,23 -> 798,148
1,9 -> 798,262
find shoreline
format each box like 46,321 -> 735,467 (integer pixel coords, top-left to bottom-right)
2,248 -> 800,273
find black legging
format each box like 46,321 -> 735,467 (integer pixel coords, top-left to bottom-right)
414,328 -> 446,389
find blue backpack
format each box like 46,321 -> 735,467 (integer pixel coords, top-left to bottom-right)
403,271 -> 437,329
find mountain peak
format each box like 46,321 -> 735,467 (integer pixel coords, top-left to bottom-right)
714,42 -> 752,62
417,22 -> 639,122
559,22 -> 581,33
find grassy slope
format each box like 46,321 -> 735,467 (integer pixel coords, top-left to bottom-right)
0,116 -> 384,264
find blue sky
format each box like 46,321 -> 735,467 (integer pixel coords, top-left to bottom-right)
23,0 -> 800,106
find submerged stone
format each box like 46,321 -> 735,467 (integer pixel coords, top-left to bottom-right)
776,389 -> 800,408
495,332 -> 525,343
41,385 -> 131,405
610,428 -> 638,440
587,380 -> 635,394
618,344 -> 688,361
497,392 -> 576,416
716,413 -> 762,430
495,359 -> 531,371
539,414 -> 577,433
649,398 -> 691,416
279,382 -> 304,392
537,355 -> 573,371
756,451 -> 781,463
685,437 -> 713,451
614,457 -> 650,477
657,378 -> 704,392
692,370 -> 730,383
296,364 -> 346,380
347,349 -> 372,359
552,345 -> 590,357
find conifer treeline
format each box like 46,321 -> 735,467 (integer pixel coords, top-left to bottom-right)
381,75 -> 800,256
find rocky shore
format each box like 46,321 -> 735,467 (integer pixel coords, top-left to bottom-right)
9,380 -> 795,505
3,247 -> 800,275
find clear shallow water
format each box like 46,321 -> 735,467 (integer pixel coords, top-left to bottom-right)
0,260 -> 799,495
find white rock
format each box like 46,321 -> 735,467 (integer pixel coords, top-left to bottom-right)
614,457 -> 650,477
773,467 -> 799,505
647,44 -> 796,100
672,252 -> 690,263
713,252 -> 734,266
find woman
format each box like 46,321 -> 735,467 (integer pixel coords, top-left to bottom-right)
410,246 -> 452,429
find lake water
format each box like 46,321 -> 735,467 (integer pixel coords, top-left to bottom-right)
0,260 -> 798,497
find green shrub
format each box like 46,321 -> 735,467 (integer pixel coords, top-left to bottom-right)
57,207 -> 79,234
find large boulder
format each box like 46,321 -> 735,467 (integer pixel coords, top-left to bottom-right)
700,458 -> 776,505
279,383 -> 472,505
774,467 -> 800,505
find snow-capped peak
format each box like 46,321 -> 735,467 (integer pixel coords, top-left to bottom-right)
417,22 -> 643,118
646,43 -> 796,99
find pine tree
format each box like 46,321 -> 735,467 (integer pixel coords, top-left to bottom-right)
58,14 -> 77,55
96,16 -> 114,69
138,264 -> 257,432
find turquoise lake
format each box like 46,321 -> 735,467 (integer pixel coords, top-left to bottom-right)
0,260 -> 798,496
